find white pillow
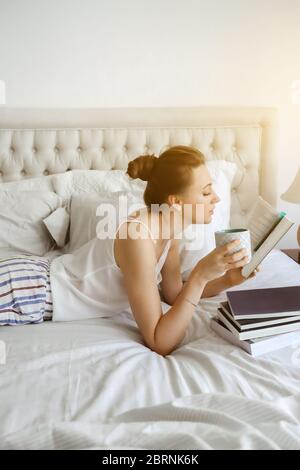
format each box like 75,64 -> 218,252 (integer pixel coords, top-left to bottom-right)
52,169 -> 145,204
42,207 -> 70,248
0,174 -> 55,192
68,190 -> 145,252
0,190 -> 64,256
0,170 -> 143,252
0,162 -> 235,259
180,159 -> 237,280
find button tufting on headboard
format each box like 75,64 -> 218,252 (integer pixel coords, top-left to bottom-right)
0,125 -> 267,228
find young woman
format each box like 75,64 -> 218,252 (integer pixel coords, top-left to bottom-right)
0,145 -> 260,356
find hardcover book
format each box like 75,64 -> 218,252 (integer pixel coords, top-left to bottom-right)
226,286 -> 300,320
211,316 -> 300,356
241,196 -> 294,278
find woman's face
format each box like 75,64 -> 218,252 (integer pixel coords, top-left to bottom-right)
179,164 -> 221,224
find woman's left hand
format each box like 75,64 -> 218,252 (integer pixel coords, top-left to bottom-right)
224,264 -> 262,287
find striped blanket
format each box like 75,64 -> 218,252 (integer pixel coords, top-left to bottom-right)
0,255 -> 53,325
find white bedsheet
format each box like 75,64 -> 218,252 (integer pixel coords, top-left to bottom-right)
0,246 -> 65,262
1,248 -> 300,449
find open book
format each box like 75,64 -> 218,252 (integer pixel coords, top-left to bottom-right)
241,196 -> 294,278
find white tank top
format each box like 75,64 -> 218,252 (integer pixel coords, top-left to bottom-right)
50,213 -> 172,321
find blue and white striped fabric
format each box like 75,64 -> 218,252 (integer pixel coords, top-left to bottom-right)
0,255 -> 53,326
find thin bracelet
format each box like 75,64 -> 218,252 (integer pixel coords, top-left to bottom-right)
184,297 -> 198,308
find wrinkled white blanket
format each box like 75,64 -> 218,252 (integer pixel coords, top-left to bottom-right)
1,249 -> 300,449
2,393 -> 300,449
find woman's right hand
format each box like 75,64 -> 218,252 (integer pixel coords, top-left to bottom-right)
193,240 -> 250,283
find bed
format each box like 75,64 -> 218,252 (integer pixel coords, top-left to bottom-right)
1,107 -> 300,450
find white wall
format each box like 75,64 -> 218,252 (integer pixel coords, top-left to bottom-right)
0,0 -> 299,247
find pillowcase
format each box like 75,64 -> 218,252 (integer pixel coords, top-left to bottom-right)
52,169 -> 145,204
0,158 -> 236,259
180,159 -> 237,280
42,207 -> 70,248
0,190 -> 64,256
0,174 -> 55,192
0,170 -> 143,252
68,190 -> 145,252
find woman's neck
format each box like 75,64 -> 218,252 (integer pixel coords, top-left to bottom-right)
146,205 -> 192,242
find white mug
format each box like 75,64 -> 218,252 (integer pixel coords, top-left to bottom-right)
214,228 -> 252,259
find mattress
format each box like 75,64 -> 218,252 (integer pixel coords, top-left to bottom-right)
1,248 -> 300,449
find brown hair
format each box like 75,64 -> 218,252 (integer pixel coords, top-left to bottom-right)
126,145 -> 206,207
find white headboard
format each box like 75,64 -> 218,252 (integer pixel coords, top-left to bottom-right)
0,107 -> 278,228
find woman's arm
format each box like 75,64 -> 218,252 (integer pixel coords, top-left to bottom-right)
200,273 -> 232,298
160,239 -> 229,304
116,223 -> 208,357
182,269 -> 232,298
197,263 -> 262,298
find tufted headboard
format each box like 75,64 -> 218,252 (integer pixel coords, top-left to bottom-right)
0,107 -> 278,228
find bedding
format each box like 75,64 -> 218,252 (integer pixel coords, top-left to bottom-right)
0,248 -> 300,449
0,246 -> 65,263
0,254 -> 52,325
0,159 -> 236,255
0,190 -> 64,256
0,174 -> 55,192
68,190 -> 145,252
3,393 -> 298,450
42,207 -> 70,248
52,169 -> 146,204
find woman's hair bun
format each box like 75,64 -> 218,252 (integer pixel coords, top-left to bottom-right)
126,154 -> 158,181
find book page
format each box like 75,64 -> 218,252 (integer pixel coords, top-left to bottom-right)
242,216 -> 294,278
247,196 -> 283,251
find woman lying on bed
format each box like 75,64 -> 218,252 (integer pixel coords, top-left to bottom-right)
0,145 -> 260,355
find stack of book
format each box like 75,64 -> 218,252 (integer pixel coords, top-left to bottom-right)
211,286 -> 300,356
210,195 -> 298,356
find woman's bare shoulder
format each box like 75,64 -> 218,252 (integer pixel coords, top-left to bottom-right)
114,218 -> 155,269
115,225 -> 157,270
